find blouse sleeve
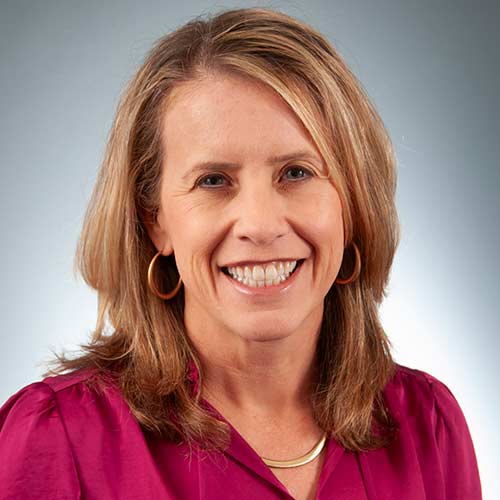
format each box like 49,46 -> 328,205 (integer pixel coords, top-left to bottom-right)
426,373 -> 482,499
0,382 -> 81,500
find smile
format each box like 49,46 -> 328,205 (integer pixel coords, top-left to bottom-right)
221,260 -> 304,288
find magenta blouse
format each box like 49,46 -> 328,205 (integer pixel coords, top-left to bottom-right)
0,364 -> 481,499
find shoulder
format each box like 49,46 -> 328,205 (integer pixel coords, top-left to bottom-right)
0,368 -> 135,499
1,368 -> 119,424
0,367 -> 121,439
1,368 -> 134,437
383,363 -> 465,423
381,364 -> 482,498
0,370 -> 106,499
1,369 -> 91,426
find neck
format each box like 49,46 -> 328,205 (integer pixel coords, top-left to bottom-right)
185,309 -> 323,417
203,343 -> 318,416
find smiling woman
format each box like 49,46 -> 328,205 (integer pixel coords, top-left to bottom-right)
0,7 -> 482,500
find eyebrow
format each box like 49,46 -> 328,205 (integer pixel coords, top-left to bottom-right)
181,150 -> 323,181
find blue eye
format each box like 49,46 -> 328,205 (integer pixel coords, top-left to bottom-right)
197,174 -> 228,187
282,166 -> 312,181
196,166 -> 313,189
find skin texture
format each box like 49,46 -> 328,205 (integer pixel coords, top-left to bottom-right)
145,72 -> 345,499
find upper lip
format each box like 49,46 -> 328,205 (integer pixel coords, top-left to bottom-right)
220,258 -> 306,268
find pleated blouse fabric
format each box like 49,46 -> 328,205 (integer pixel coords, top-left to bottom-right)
0,364 -> 482,499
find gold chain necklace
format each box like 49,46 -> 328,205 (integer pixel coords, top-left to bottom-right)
260,434 -> 327,469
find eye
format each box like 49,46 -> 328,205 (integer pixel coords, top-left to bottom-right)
196,173 -> 229,188
281,165 -> 313,181
195,166 -> 314,189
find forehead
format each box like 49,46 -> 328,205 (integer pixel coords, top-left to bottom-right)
160,73 -> 322,167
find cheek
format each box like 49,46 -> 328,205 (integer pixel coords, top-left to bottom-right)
173,231 -> 215,273
299,188 -> 344,270
297,185 -> 344,240
165,201 -> 224,279
165,195 -> 215,247
320,211 -> 344,267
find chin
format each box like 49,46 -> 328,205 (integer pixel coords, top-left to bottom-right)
228,314 -> 304,343
238,329 -> 294,343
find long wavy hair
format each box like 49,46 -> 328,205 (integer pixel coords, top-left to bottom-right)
46,7 -> 400,452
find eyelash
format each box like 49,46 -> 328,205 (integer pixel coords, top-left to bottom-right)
196,166 -> 314,189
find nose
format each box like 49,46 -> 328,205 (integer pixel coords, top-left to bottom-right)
231,181 -> 288,246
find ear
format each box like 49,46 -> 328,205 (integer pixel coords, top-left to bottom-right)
139,206 -> 173,256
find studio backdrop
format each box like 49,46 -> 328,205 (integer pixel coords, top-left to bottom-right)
1,1 -> 498,497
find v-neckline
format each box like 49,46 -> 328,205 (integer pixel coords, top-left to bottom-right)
200,397 -> 345,498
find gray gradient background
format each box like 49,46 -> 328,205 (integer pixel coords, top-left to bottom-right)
1,0 -> 498,496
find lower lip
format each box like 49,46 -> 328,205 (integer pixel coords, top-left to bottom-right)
221,261 -> 304,296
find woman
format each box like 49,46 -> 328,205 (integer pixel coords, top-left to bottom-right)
0,7 -> 481,500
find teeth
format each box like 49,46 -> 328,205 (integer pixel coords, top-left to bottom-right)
265,265 -> 278,280
252,266 -> 265,281
226,260 -> 299,288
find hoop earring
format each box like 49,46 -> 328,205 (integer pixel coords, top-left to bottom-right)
147,251 -> 183,300
335,242 -> 361,285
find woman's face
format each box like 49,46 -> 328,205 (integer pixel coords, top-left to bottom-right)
148,72 -> 345,343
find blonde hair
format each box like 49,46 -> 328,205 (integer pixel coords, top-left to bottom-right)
47,7 -> 400,451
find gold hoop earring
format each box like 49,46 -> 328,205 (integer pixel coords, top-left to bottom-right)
335,242 -> 361,285
147,251 -> 183,300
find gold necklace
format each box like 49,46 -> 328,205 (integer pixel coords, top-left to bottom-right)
260,434 -> 327,469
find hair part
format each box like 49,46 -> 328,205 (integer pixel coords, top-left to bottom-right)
46,7 -> 400,452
